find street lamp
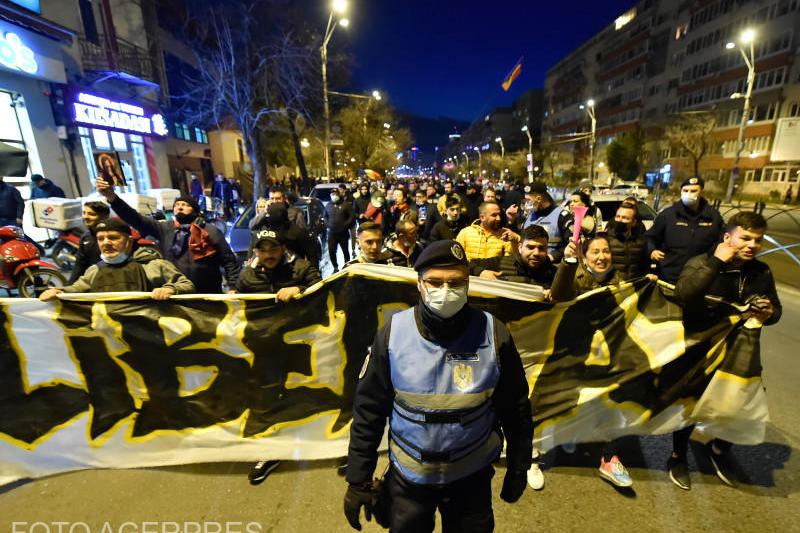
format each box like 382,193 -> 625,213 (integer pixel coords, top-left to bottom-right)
321,0 -> 349,181
495,137 -> 505,178
463,151 -> 469,172
725,29 -> 756,203
474,146 -> 481,175
521,125 -> 533,182
579,99 -> 597,183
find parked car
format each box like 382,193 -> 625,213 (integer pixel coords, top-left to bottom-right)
609,182 -> 649,199
224,197 -> 324,262
309,183 -> 342,206
590,194 -> 657,230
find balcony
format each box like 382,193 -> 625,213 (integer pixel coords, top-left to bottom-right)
78,33 -> 159,87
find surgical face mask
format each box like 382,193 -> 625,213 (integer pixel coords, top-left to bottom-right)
101,251 -> 129,265
420,283 -> 468,318
681,192 -> 700,207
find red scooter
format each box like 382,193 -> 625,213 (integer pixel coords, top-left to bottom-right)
0,226 -> 67,297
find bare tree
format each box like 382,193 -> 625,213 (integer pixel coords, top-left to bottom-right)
663,111 -> 717,178
176,1 -> 318,201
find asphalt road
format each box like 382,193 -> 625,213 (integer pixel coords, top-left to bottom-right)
1,287 -> 798,533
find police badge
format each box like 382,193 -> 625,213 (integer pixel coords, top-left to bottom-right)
453,363 -> 473,391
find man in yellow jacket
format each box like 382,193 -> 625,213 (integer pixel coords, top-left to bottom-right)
456,201 -> 519,260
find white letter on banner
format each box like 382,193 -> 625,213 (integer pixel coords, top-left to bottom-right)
203,523 -> 221,533
53,523 -> 69,533
182,523 -> 200,533
98,523 -> 113,533
245,524 -> 262,533
117,523 -> 137,533
12,523 -> 28,533
224,523 -> 242,533
140,523 -> 157,533
160,523 -> 179,533
69,524 -> 90,533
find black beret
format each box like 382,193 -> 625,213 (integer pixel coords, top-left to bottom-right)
414,240 -> 468,272
174,195 -> 201,213
680,176 -> 705,189
254,228 -> 283,247
95,218 -> 131,235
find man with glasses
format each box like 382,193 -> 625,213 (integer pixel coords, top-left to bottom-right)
344,240 -> 533,532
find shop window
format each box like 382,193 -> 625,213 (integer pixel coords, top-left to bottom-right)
131,139 -> 150,193
0,90 -> 40,187
92,128 -> 110,150
789,102 -> 800,117
111,131 -> 128,152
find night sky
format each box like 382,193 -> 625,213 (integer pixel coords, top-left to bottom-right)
341,0 -> 637,123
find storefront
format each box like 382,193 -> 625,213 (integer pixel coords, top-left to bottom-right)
68,89 -> 169,194
0,17 -> 72,197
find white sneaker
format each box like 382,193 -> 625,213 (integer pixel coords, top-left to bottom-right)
527,463 -> 545,490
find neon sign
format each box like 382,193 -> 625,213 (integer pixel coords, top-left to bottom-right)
0,33 -> 38,75
72,92 -> 167,137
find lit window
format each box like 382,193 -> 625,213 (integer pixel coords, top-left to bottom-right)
92,128 -> 110,150
195,128 -> 203,143
111,131 -> 128,151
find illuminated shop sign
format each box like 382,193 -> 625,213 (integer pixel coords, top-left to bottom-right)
0,32 -> 38,74
8,0 -> 40,14
73,92 -> 169,137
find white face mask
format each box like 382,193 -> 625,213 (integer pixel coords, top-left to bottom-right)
101,251 -> 129,265
420,283 -> 468,318
681,192 -> 700,207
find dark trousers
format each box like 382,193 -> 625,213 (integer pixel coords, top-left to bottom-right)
673,426 -> 732,458
327,231 -> 350,269
386,465 -> 494,533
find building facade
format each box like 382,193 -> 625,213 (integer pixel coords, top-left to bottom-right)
542,0 -> 800,197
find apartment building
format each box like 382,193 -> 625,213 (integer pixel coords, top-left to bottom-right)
542,0 -> 800,197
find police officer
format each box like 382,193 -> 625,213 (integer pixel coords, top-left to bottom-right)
523,181 -> 570,262
646,176 -> 724,283
344,240 -> 533,532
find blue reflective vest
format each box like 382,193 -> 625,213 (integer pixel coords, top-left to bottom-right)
387,308 -> 502,485
524,205 -> 563,254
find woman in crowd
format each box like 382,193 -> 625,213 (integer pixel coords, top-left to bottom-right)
549,234 -> 632,489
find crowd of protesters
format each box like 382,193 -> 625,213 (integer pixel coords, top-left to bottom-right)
24,169 -> 781,503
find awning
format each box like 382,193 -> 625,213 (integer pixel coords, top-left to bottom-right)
0,141 -> 29,177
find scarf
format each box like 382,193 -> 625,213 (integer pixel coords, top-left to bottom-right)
170,220 -> 217,261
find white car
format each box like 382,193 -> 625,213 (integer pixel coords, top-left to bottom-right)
609,182 -> 649,199
590,194 -> 656,230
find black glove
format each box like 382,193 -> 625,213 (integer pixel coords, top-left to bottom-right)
344,482 -> 376,531
500,469 -> 527,503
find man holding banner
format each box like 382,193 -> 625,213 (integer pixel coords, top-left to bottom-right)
344,240 -> 532,532
667,211 -> 781,490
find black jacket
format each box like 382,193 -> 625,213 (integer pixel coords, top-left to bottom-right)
428,217 -> 467,242
346,304 -> 533,485
674,254 -> 782,326
324,200 -> 354,234
68,228 -> 101,284
0,182 -> 24,221
606,220 -> 649,281
646,199 -> 724,283
470,253 -> 557,287
110,196 -> 240,293
236,254 -> 321,293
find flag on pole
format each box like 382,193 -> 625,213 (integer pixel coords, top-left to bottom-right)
501,57 -> 523,91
